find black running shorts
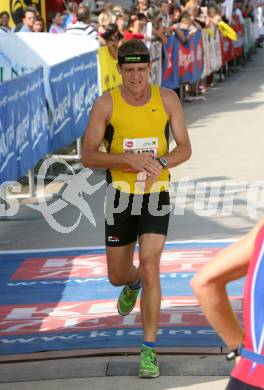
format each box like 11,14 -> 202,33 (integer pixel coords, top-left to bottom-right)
226,377 -> 263,390
105,189 -> 170,247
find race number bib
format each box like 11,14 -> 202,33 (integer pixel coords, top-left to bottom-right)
123,137 -> 158,156
123,137 -> 158,172
123,137 -> 159,191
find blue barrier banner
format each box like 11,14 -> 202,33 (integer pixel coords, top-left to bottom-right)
162,35 -> 180,89
178,30 -> 203,85
162,30 -> 203,88
178,33 -> 193,84
0,68 -> 49,184
49,51 -> 98,152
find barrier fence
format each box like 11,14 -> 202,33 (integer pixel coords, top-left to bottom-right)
0,67 -> 48,184
0,51 -> 98,185
162,30 -> 203,89
0,17 -> 257,187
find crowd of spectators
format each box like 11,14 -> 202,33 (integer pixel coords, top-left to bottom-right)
0,0 -> 263,96
0,0 -> 262,46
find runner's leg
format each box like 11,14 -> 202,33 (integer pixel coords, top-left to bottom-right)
106,242 -> 139,286
138,233 -> 166,342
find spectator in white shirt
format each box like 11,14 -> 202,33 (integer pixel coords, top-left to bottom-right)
65,4 -> 98,39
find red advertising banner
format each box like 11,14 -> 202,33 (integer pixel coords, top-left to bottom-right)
221,36 -> 234,64
232,14 -> 245,58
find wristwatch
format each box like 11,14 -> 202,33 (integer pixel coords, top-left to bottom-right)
226,344 -> 243,361
157,157 -> 168,169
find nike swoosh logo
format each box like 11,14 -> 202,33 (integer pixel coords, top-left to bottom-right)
152,109 -> 158,112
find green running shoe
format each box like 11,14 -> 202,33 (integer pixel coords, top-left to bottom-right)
117,286 -> 141,316
139,345 -> 160,378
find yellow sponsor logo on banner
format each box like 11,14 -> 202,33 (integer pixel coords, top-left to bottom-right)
98,46 -> 122,94
0,0 -> 46,28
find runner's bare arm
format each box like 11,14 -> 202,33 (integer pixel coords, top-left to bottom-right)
160,88 -> 192,168
191,218 -> 264,350
82,94 -> 124,169
82,93 -> 162,175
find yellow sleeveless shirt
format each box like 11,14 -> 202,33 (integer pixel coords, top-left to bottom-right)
104,84 -> 170,194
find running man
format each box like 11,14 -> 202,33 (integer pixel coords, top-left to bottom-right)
82,39 -> 191,378
191,218 -> 264,389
